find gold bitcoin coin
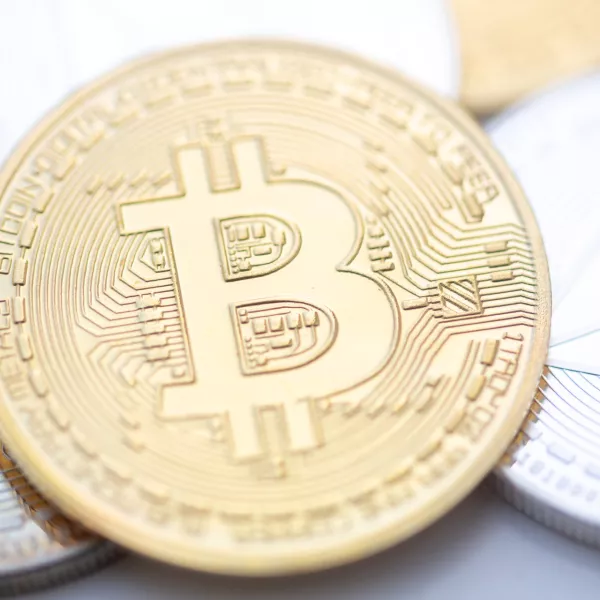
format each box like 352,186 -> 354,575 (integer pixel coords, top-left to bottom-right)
453,0 -> 600,115
0,40 -> 549,575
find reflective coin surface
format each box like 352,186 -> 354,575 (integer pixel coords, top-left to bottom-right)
0,445 -> 119,596
453,0 -> 600,115
0,40 -> 549,575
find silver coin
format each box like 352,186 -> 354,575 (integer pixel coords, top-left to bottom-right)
495,367 -> 600,545
487,72 -> 600,543
0,445 -> 121,596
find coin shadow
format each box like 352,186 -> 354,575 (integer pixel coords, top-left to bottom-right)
31,482 -> 600,600
112,484 -> 501,599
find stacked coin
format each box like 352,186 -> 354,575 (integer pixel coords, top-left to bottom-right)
0,1 -> 598,594
0,445 -> 119,596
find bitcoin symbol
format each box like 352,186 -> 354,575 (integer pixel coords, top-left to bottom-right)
117,138 -> 393,460
215,214 -> 301,282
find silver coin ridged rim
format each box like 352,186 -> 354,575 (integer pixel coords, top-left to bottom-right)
493,366 -> 600,547
492,471 -> 600,547
0,541 -> 123,597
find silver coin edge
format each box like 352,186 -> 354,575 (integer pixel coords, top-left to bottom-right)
492,471 -> 600,547
0,541 -> 124,597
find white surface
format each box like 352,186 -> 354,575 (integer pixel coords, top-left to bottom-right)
0,0 -> 459,164
23,485 -> 600,600
548,331 -> 600,373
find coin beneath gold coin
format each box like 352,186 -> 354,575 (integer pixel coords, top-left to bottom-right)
453,0 -> 600,115
0,445 -> 119,596
0,40 -> 549,575
496,367 -> 600,546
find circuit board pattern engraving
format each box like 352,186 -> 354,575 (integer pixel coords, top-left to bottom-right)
0,41 -> 549,574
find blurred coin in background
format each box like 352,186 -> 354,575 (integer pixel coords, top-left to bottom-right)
496,367 -> 600,546
453,0 -> 600,115
0,0 -> 460,163
0,445 -> 119,596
